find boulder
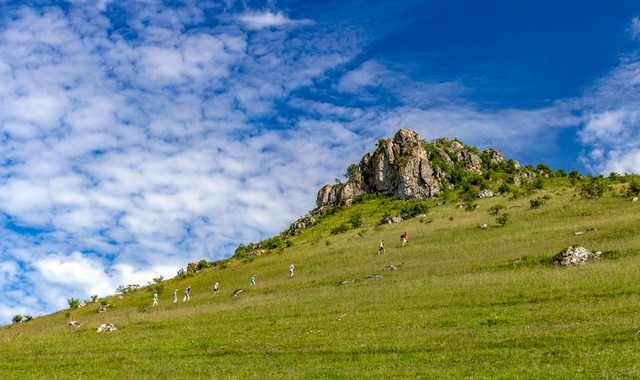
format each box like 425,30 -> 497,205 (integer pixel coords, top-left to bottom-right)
96,323 -> 117,333
478,189 -> 494,198
552,246 -> 602,266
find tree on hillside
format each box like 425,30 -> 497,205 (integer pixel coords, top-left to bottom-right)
345,163 -> 359,179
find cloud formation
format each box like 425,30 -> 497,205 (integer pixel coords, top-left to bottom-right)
238,10 -> 312,30
0,1 -> 359,322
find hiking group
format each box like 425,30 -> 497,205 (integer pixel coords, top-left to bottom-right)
153,230 -> 408,306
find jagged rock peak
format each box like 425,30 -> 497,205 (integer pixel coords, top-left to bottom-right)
316,128 -> 528,208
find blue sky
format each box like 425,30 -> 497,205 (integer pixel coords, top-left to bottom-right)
1,0 -> 640,323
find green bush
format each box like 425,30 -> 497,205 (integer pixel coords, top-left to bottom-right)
11,315 -> 23,324
330,224 -> 351,235
487,203 -> 506,216
117,284 -> 141,294
233,243 -> 255,259
626,180 -> 640,196
400,201 -> 429,218
262,235 -> 284,250
197,259 -> 209,270
497,183 -> 511,194
67,298 -> 80,310
580,177 -> 608,199
529,197 -> 546,209
531,177 -> 544,189
496,213 -> 510,226
465,203 -> 478,211
349,214 -> 364,228
345,163 -> 359,179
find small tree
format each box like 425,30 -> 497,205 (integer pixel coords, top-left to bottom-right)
67,298 -> 80,309
12,314 -> 23,324
345,163 -> 359,179
197,259 -> 209,270
580,177 -> 608,199
148,276 -> 165,295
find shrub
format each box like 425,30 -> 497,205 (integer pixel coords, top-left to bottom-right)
345,163 -> 359,179
497,183 -> 511,194
330,224 -> 351,235
262,235 -> 285,250
447,166 -> 466,186
626,180 -> 640,196
68,298 -> 80,310
177,268 -> 188,279
197,259 -> 209,270
496,213 -> 510,227
580,177 -> 608,199
529,197 -> 546,209
234,243 -> 255,259
487,203 -> 506,216
464,203 -> 478,211
400,201 -> 429,218
11,315 -> 23,324
147,276 -> 165,295
349,214 -> 364,228
117,284 -> 141,294
531,177 -> 544,189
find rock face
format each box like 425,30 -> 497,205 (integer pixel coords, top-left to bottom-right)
317,128 -> 528,208
552,246 -> 602,266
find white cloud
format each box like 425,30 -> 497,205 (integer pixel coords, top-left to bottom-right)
632,17 -> 640,40
0,0 -> 359,324
576,58 -> 640,174
238,11 -> 312,30
337,60 -> 388,92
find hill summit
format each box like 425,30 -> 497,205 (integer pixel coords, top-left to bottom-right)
316,128 -> 535,208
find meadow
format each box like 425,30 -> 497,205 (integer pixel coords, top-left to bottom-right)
2,179 -> 640,379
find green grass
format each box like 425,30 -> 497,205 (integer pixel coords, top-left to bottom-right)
3,181 -> 640,379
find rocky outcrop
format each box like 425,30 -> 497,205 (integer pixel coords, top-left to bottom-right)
552,246 -> 602,266
285,215 -> 317,236
317,128 -> 530,208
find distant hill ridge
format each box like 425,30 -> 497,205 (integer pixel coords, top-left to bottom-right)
316,128 -> 536,208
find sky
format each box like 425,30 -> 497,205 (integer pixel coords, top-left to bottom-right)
1,0 -> 640,323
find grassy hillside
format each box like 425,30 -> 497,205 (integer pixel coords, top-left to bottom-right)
2,177 -> 640,379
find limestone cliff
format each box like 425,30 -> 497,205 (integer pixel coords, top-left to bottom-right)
316,128 -> 530,208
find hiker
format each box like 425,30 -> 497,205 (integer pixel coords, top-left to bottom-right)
183,286 -> 191,302
213,281 -> 219,295
152,292 -> 158,307
378,240 -> 385,255
401,231 -> 408,247
172,289 -> 178,303
250,274 -> 256,286
289,263 -> 295,278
